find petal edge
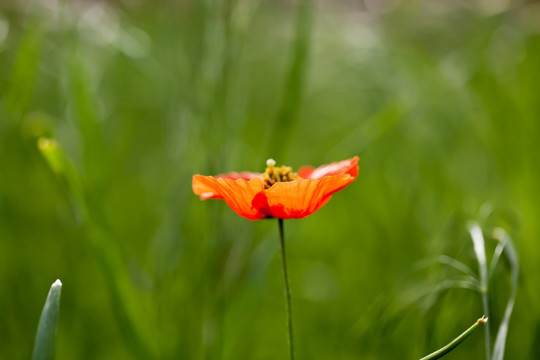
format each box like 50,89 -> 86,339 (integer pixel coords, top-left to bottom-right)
298,156 -> 359,180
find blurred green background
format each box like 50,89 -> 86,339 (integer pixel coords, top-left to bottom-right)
2,0 -> 540,359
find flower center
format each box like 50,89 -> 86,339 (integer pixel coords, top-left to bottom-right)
263,159 -> 297,189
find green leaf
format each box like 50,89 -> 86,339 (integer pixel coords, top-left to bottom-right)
32,279 -> 62,360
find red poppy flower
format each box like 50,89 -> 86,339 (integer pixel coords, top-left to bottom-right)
192,156 -> 359,220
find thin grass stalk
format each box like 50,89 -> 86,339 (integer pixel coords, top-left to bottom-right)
420,316 -> 487,360
481,289 -> 491,359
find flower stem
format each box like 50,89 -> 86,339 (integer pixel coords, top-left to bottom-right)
420,316 -> 488,360
278,219 -> 295,360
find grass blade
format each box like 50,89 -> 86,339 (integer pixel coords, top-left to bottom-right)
491,228 -> 519,360
437,255 -> 478,279
488,241 -> 506,280
32,279 -> 62,360
468,221 -> 491,359
468,222 -> 488,287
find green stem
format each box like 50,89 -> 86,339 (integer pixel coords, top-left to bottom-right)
481,290 -> 491,360
420,316 -> 488,360
278,219 -> 295,360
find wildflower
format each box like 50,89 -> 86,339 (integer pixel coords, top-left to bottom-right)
192,156 -> 359,220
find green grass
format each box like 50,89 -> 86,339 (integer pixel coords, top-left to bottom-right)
32,279 -> 62,360
1,0 -> 540,359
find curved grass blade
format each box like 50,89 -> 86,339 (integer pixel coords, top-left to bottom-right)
412,255 -> 477,280
420,316 -> 487,360
468,222 -> 491,360
437,255 -> 478,279
488,241 -> 506,280
32,279 -> 62,360
491,228 -> 519,360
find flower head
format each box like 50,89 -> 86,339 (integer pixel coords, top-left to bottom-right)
192,156 -> 359,220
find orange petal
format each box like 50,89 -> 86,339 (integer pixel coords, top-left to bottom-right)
192,175 -> 267,220
298,156 -> 359,179
215,172 -> 262,180
261,174 -> 356,219
193,175 -> 223,200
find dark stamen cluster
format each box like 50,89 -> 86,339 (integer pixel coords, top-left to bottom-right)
263,159 -> 297,189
